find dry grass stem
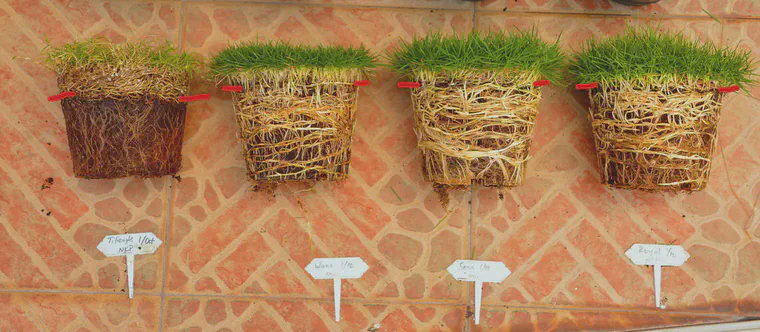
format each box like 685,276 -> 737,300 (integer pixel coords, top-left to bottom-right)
228,69 -> 362,189
588,78 -> 724,191
410,70 -> 543,204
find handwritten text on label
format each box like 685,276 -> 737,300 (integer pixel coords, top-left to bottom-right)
97,233 -> 162,257
626,244 -> 689,267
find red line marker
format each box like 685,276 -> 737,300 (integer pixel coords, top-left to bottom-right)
398,82 -> 421,89
179,94 -> 210,102
718,85 -> 740,93
222,85 -> 243,92
353,80 -> 370,87
48,91 -> 76,102
576,82 -> 599,90
533,80 -> 551,87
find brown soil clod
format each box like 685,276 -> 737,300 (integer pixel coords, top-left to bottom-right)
587,79 -> 723,191
61,97 -> 187,179
40,177 -> 54,191
411,70 -> 543,206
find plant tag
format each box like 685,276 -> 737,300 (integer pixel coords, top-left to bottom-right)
447,260 -> 511,325
353,80 -> 370,86
305,257 -> 368,322
625,244 -> 690,309
533,80 -> 551,87
97,233 -> 162,299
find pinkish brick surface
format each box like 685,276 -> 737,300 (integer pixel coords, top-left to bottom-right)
0,0 -> 758,330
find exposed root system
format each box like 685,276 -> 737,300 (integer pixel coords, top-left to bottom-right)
587,78 -> 724,191
229,69 -> 361,188
61,97 -> 186,179
410,70 -> 543,204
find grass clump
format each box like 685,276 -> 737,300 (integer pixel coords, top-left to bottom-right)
388,29 -> 567,82
45,38 -> 198,76
570,26 -> 757,88
45,38 -> 199,100
209,40 -> 377,79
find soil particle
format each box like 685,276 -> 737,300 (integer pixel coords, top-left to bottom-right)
41,177 -> 54,191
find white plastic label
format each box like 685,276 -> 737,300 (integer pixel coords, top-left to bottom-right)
97,233 -> 162,299
305,257 -> 368,322
625,244 -> 690,309
447,260 -> 511,325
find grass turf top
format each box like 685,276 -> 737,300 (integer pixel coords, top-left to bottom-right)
44,38 -> 199,75
570,27 -> 757,88
209,41 -> 378,78
387,30 -> 567,83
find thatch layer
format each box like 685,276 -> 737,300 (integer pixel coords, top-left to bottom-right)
229,69 -> 362,188
62,97 -> 187,179
410,70 -> 542,204
46,39 -> 197,102
587,78 -> 724,191
55,63 -> 192,102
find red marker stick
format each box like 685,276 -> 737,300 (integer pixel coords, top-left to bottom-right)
48,91 -> 76,102
398,82 -> 421,89
576,82 -> 599,90
222,85 -> 243,92
179,94 -> 211,102
533,80 -> 551,87
718,85 -> 740,93
354,80 -> 370,87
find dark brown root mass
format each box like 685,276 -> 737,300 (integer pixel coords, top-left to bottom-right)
61,97 -> 186,179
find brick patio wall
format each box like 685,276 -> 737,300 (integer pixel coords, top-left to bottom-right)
0,0 -> 759,330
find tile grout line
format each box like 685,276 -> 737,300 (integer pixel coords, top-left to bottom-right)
1,287 -> 757,319
158,3 -> 183,329
202,0 -> 472,12
466,4 -> 475,331
158,176 -> 173,332
0,288 -> 162,296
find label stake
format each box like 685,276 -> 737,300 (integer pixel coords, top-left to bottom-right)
305,257 -> 369,321
447,260 -> 511,324
625,244 -> 690,309
97,233 -> 162,298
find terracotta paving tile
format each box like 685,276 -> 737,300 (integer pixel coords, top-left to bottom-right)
0,293 -> 160,331
477,0 -> 760,18
163,297 -> 465,331
0,0 -> 180,294
470,11 -> 760,316
252,0 -> 473,10
470,307 -> 737,331
168,3 -> 473,302
0,0 -> 760,330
